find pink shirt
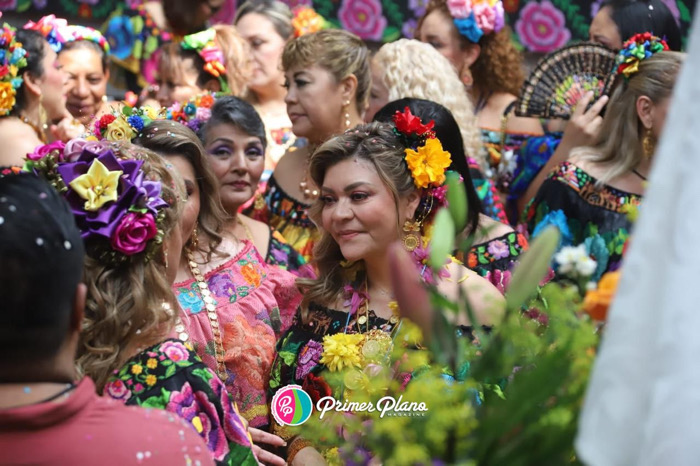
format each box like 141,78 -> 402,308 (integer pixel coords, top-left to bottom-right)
0,378 -> 213,466
173,240 -> 302,428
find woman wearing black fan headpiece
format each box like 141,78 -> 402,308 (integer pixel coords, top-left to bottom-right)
524,37 -> 684,281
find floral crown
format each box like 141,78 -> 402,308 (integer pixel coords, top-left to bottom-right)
446,0 -> 505,43
0,23 -> 28,117
392,107 -> 451,191
25,139 -> 170,265
181,28 -> 229,93
616,33 -> 669,78
291,6 -> 327,37
63,25 -> 111,55
23,14 -> 69,53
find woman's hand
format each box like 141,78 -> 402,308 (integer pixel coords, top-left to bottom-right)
49,114 -> 85,142
248,427 -> 287,466
559,91 -> 609,152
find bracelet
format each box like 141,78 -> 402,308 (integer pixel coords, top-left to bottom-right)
287,437 -> 313,464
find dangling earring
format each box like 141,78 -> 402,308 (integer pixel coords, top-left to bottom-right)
190,222 -> 200,249
162,248 -> 169,269
344,100 -> 351,129
642,128 -> 655,159
38,94 -> 48,135
402,219 -> 421,252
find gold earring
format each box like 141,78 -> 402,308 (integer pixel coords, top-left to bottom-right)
344,100 -> 351,129
190,222 -> 200,249
402,219 -> 421,252
642,128 -> 655,159
162,248 -> 169,269
38,94 -> 48,134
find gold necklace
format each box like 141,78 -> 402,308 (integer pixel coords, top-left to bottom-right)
19,115 -> 47,143
179,248 -> 227,380
235,216 -> 254,241
299,149 -> 318,200
355,278 -> 400,333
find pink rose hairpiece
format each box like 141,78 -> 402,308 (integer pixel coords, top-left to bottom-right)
446,0 -> 505,43
63,25 -> 111,55
25,139 -> 169,265
181,28 -> 230,93
23,14 -> 69,53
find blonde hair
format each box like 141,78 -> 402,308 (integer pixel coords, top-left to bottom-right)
282,29 -> 371,112
76,144 -> 181,392
133,121 -> 226,260
577,51 -> 684,186
235,0 -> 293,40
158,25 -> 251,97
374,39 -> 484,166
299,122 -> 416,310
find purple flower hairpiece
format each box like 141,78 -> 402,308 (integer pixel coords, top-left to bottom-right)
25,139 -> 170,264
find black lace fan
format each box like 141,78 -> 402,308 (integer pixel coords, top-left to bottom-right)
515,42 -> 617,119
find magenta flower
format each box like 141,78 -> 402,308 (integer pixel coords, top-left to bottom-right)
160,340 -> 190,362
63,138 -> 111,162
167,382 -> 228,461
213,378 -> 252,448
110,212 -> 157,255
338,0 -> 388,41
515,1 -> 571,53
104,379 -> 132,401
26,141 -> 66,161
295,340 -> 324,380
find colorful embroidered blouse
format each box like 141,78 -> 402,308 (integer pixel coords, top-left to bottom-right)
468,156 -> 508,223
244,175 -> 319,262
103,0 -> 178,88
268,229 -> 314,278
457,231 -> 529,294
173,240 -> 302,429
525,161 -> 642,279
104,339 -> 257,466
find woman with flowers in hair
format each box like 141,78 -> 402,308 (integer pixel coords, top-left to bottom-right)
0,22 -> 82,167
526,35 -> 684,278
269,111 -> 504,464
27,138 -> 259,465
58,25 -> 114,126
156,25 -> 251,108
417,0 -> 543,195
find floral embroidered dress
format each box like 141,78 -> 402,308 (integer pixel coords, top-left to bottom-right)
525,161 -> 642,279
104,339 -> 257,466
270,303 -> 400,404
103,0 -> 178,89
244,175 -> 319,262
267,228 -> 314,278
457,231 -> 529,294
173,239 -> 302,429
468,156 -> 508,223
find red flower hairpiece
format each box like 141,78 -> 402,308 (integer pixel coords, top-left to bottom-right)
392,107 -> 435,138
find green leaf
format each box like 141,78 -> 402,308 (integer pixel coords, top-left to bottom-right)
122,105 -> 133,116
429,209 -> 455,271
679,0 -> 691,22
382,26 -> 402,43
505,226 -> 559,310
164,363 -> 176,379
446,171 -> 467,231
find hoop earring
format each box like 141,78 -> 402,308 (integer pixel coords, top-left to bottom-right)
402,219 -> 421,252
344,100 -> 351,129
642,128 -> 655,159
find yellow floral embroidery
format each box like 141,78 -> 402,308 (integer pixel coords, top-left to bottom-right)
69,159 -> 122,211
131,364 -> 143,375
145,374 -> 157,386
146,358 -> 158,369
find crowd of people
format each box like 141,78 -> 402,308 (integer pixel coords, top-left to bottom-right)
0,0 -> 688,464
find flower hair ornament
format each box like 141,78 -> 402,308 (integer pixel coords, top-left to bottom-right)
63,25 -> 111,55
0,23 -> 28,117
616,33 -> 669,79
25,139 -> 169,265
23,14 -> 69,53
291,6 -> 327,37
181,28 -> 229,93
446,0 -> 505,43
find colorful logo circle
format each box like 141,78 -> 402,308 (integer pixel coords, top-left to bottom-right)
271,384 -> 313,426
